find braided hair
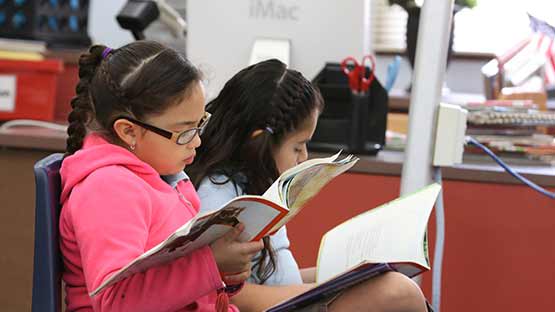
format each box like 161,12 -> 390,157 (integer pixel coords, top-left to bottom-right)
65,41 -> 201,157
187,59 -> 324,283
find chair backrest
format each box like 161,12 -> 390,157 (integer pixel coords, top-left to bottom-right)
32,153 -> 64,312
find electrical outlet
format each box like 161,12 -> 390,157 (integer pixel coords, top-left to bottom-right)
433,103 -> 468,167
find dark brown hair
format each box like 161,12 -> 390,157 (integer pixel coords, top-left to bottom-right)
187,59 -> 324,283
65,40 -> 201,156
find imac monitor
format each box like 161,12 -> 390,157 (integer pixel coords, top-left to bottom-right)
186,0 -> 372,98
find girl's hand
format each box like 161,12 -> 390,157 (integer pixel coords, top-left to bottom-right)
210,223 -> 264,283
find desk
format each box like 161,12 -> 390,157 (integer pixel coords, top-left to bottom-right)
0,127 -> 553,311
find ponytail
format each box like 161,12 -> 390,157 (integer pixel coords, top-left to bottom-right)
65,45 -> 108,156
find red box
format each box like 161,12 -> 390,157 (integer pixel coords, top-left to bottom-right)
54,62 -> 79,123
0,59 -> 64,121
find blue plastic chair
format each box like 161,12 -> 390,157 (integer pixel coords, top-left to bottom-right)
32,153 -> 64,312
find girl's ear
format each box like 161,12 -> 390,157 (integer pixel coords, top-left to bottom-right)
113,119 -> 139,148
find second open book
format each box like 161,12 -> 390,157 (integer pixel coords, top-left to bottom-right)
266,183 -> 442,311
90,152 -> 358,296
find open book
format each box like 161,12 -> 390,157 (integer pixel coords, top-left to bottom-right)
266,183 -> 441,311
90,152 -> 358,296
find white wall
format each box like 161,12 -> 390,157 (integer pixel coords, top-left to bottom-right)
88,0 -> 186,51
375,55 -> 488,94
89,0 -> 133,47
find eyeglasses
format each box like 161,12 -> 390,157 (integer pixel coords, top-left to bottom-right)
114,112 -> 211,145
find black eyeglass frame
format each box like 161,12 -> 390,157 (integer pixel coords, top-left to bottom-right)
114,112 -> 211,145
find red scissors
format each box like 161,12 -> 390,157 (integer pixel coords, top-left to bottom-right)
340,55 -> 376,94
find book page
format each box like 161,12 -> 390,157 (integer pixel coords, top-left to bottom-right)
316,183 -> 441,283
91,196 -> 287,296
268,155 -> 358,233
288,155 -> 357,209
262,152 -> 341,205
277,151 -> 342,183
262,178 -> 283,205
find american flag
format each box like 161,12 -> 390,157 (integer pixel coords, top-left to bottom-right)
529,13 -> 555,86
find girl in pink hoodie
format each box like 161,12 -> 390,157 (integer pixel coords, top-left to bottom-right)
59,41 -> 263,312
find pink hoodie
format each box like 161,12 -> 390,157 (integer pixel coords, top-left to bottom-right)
59,134 -> 239,312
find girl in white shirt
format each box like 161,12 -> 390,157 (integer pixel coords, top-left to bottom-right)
188,59 -> 430,312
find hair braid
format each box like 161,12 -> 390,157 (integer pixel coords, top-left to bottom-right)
268,70 -> 314,134
65,45 -> 107,156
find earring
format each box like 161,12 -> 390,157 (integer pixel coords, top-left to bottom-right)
129,142 -> 136,151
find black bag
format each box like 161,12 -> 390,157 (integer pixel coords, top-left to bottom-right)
309,63 -> 388,155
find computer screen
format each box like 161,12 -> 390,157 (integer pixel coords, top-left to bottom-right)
186,0 -> 371,98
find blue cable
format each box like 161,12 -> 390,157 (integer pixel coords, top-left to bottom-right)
466,136 -> 555,199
